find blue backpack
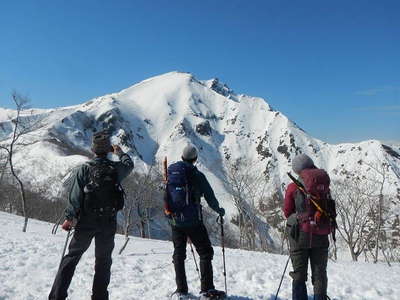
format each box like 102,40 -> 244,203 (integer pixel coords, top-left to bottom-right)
166,161 -> 201,223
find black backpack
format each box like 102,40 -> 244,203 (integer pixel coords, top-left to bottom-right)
83,159 -> 125,213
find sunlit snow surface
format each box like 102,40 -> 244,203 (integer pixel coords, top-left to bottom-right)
0,212 -> 398,300
1,72 -> 399,209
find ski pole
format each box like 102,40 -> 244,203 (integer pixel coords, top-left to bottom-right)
51,213 -> 64,235
274,254 -> 290,300
217,215 -> 227,295
59,229 -> 73,267
188,238 -> 201,282
275,220 -> 291,300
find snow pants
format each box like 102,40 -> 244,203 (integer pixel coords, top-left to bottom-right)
289,246 -> 329,299
48,215 -> 116,300
171,224 -> 215,293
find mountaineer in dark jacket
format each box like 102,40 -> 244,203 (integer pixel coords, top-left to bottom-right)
165,144 -> 226,300
49,131 -> 133,300
284,154 -> 334,300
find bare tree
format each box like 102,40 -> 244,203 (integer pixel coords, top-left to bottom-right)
258,190 -> 287,253
224,158 -> 268,250
0,92 -> 43,232
331,174 -> 377,261
118,165 -> 163,254
0,174 -> 66,223
380,215 -> 400,264
201,206 -> 239,249
0,150 -> 8,184
329,157 -> 400,264
362,161 -> 391,263
0,173 -> 16,213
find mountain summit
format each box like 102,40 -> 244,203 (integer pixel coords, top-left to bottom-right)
1,71 -> 399,230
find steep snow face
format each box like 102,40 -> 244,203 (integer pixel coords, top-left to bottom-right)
1,71 -> 399,232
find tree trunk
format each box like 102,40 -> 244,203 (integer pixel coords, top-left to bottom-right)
381,248 -> 392,267
9,151 -> 29,232
239,212 -> 243,248
364,249 -> 369,263
146,208 -> 151,239
19,182 -> 28,232
332,239 -> 338,261
251,220 -> 256,250
350,245 -> 358,262
374,193 -> 383,263
119,207 -> 133,255
140,220 -> 146,238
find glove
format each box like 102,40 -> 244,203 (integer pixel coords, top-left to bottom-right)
61,219 -> 73,231
218,208 -> 225,217
112,145 -> 124,156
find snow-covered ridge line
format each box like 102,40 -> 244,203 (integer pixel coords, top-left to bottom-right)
0,71 -> 399,246
0,70 -> 399,195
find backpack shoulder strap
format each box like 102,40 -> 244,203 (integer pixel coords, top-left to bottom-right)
287,172 -> 306,195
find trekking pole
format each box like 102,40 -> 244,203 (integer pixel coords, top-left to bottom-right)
274,221 -> 290,300
188,239 -> 201,282
59,229 -> 73,267
217,215 -> 227,295
51,213 -> 64,235
274,255 -> 290,300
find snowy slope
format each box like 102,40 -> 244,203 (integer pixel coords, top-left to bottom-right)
0,212 -> 398,300
0,71 -> 399,243
1,72 -> 398,194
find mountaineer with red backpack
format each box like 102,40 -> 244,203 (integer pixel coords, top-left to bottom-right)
165,144 -> 226,300
284,154 -> 337,300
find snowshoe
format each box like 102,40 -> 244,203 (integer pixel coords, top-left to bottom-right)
171,291 -> 189,300
200,289 -> 227,300
170,291 -> 197,300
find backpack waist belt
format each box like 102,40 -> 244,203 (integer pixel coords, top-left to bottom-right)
91,207 -> 116,216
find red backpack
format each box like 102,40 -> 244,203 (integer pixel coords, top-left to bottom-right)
293,168 -> 336,236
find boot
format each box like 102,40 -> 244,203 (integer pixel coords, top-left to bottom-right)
91,295 -> 108,300
314,295 -> 329,300
292,280 -> 308,300
171,291 -> 190,300
91,291 -> 108,300
200,289 -> 227,300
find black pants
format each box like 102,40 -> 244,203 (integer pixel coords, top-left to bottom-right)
49,216 -> 116,300
289,247 -> 329,298
171,224 -> 214,293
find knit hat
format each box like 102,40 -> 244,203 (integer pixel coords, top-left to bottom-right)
292,154 -> 315,174
91,131 -> 112,155
182,144 -> 198,161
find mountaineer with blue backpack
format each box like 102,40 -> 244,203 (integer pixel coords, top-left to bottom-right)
165,144 -> 226,300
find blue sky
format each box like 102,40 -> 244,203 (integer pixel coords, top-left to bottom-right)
0,0 -> 399,144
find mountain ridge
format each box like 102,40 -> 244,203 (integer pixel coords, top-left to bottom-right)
1,71 -> 399,246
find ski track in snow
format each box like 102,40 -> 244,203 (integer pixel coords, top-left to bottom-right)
0,212 -> 399,300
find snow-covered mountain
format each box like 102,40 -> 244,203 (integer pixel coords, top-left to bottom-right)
1,71 -> 400,237
1,211 -> 399,300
